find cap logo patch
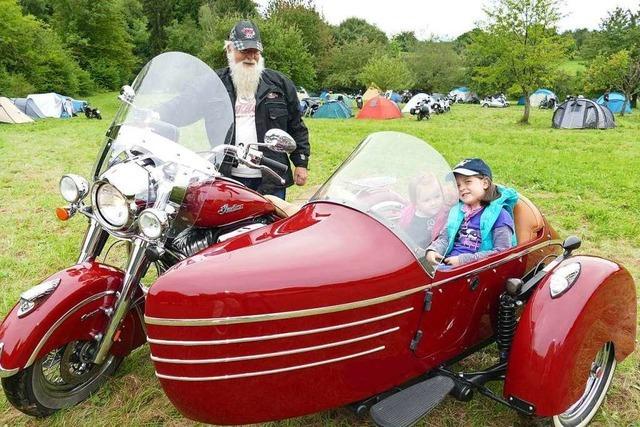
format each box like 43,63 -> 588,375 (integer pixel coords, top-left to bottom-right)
242,28 -> 256,39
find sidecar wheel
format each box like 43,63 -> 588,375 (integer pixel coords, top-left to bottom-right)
552,342 -> 616,427
2,340 -> 122,417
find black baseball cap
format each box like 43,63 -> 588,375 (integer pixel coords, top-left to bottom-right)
229,20 -> 263,52
452,158 -> 492,179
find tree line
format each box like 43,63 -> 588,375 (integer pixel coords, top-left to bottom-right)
1,0 -> 638,117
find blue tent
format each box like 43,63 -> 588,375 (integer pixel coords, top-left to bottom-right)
319,91 -> 330,100
388,92 -> 402,103
312,100 -> 351,118
518,88 -> 557,106
597,92 -> 631,113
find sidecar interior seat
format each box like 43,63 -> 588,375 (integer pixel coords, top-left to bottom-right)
264,195 -> 301,218
513,195 -> 544,244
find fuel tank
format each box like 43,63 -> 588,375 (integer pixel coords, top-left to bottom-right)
144,202 -> 431,425
183,177 -> 275,227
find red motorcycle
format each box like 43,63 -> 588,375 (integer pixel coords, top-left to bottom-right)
0,53 -> 636,427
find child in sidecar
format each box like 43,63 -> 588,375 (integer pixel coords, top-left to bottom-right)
426,158 -> 518,267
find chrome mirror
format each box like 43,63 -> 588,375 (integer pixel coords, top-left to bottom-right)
119,85 -> 135,103
264,129 -> 296,153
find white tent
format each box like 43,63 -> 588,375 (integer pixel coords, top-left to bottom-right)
0,97 -> 33,124
26,93 -> 73,118
402,93 -> 430,113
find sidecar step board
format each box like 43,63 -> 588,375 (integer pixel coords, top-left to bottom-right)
370,375 -> 454,427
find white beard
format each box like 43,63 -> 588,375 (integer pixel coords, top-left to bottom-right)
227,50 -> 264,100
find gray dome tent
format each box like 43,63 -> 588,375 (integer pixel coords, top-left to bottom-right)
552,97 -> 615,129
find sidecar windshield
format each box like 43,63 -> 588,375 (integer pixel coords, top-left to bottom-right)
93,52 -> 234,180
310,132 -> 459,275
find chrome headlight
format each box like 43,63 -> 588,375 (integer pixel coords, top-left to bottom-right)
95,183 -> 129,228
549,262 -> 581,298
138,208 -> 168,240
59,174 -> 89,203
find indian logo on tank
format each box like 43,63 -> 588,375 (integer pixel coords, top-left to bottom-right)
218,203 -> 244,215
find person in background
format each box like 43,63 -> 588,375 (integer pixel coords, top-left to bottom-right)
216,20 -> 310,199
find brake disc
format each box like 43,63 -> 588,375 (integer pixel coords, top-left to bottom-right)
59,341 -> 101,385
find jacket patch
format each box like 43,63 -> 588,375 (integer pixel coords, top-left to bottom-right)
267,92 -> 281,99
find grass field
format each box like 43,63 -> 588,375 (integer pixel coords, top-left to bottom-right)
0,93 -> 638,426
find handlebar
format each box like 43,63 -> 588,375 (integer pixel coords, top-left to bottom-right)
260,156 -> 288,174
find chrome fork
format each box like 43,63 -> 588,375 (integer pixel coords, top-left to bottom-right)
93,238 -> 149,364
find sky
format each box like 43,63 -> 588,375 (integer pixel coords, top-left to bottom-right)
255,0 -> 639,40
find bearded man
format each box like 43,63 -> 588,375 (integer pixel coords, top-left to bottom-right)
216,20 -> 310,199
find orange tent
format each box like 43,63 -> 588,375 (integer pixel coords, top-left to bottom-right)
356,96 -> 402,120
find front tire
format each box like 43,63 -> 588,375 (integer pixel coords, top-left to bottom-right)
2,340 -> 122,417
552,342 -> 616,427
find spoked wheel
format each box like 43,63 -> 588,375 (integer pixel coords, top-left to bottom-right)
2,340 -> 122,417
552,342 -> 616,427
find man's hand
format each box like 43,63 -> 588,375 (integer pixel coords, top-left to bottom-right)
294,167 -> 308,186
426,250 -> 443,265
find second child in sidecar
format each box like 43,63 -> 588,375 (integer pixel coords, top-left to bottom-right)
145,131 -> 636,427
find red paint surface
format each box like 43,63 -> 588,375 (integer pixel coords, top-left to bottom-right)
504,256 -> 637,416
184,177 -> 275,228
0,262 -> 144,370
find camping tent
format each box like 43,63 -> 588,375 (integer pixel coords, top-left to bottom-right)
363,87 -> 380,102
313,100 -> 351,119
518,89 -> 557,106
0,97 -> 33,124
23,93 -> 73,118
448,87 -> 478,103
402,93 -> 430,113
357,96 -> 402,120
12,97 -> 47,119
386,91 -> 402,103
597,92 -> 632,114
552,98 -> 615,129
331,93 -> 355,109
71,99 -> 88,114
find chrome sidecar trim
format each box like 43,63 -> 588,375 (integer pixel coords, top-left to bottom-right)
151,327 -> 399,363
148,308 -> 413,345
25,291 -> 117,368
155,346 -> 385,382
0,343 -> 19,378
144,240 -> 562,327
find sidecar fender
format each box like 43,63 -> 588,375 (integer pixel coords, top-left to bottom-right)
0,262 -> 144,376
504,256 -> 636,416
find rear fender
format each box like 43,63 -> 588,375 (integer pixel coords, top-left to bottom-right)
504,256 -> 636,416
0,262 -> 145,375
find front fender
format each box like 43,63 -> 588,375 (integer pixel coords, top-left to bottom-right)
0,262 -> 144,375
504,256 -> 636,416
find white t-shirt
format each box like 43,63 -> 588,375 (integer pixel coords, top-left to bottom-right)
231,96 -> 262,178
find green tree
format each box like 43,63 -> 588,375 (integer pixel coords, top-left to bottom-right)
321,39 -> 384,90
210,0 -> 257,17
467,0 -> 571,124
51,0 -> 137,89
358,55 -> 413,91
121,0 -> 149,60
166,16 -> 203,55
18,0 -> 52,21
585,50 -> 640,116
390,31 -> 418,52
0,0 -> 91,96
333,17 -> 388,45
143,0 -> 174,56
266,0 -> 333,87
406,41 -> 464,92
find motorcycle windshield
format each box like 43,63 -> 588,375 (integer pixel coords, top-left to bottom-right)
90,52 -> 234,237
93,52 -> 234,180
310,132 -> 459,275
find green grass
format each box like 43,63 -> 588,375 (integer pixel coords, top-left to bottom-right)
0,95 -> 639,426
558,60 -> 587,76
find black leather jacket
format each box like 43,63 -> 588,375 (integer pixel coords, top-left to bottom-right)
216,67 -> 310,193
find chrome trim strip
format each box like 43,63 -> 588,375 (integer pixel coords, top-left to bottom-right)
148,307 -> 413,346
25,291 -> 116,368
151,327 -> 399,364
145,239 -> 561,328
155,346 -> 385,382
0,343 -> 19,378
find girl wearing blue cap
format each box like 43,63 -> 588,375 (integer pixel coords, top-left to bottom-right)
426,158 -> 518,267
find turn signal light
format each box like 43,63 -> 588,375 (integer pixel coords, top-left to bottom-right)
56,207 -> 70,221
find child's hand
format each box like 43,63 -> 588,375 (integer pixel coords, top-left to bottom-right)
426,250 -> 444,265
444,256 -> 461,266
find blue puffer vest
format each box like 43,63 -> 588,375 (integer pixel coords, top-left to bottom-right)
444,185 -> 519,256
